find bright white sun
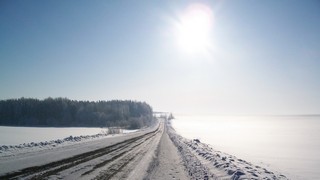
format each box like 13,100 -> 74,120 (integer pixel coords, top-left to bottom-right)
175,4 -> 213,55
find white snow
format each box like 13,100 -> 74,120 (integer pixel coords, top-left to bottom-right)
0,126 -> 107,145
0,126 -> 142,157
172,115 -> 320,179
0,121 -> 159,176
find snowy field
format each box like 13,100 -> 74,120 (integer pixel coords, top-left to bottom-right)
0,121 -> 160,178
172,115 -> 320,180
0,126 -> 108,145
0,126 -> 138,157
0,126 -> 110,156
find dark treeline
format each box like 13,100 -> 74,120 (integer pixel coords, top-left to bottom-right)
0,98 -> 153,129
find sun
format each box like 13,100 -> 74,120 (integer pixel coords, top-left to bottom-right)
175,4 -> 213,55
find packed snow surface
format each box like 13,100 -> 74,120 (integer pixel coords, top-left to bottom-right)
172,115 -> 320,179
0,122 -> 158,177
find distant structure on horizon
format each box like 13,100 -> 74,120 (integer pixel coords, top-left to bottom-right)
153,112 -> 174,120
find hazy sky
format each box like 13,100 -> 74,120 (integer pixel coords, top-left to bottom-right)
1,0 -> 320,115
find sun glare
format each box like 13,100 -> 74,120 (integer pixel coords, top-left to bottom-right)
175,4 -> 213,55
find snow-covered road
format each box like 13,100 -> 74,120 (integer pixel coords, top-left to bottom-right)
0,118 -> 289,179
0,120 -> 163,179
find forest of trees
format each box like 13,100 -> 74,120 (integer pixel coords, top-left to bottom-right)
0,98 -> 154,129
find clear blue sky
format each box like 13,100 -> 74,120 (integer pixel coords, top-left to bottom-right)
1,0 -> 319,115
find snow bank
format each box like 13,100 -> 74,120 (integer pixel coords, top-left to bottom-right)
0,126 -> 140,156
167,120 -> 288,180
0,133 -> 109,155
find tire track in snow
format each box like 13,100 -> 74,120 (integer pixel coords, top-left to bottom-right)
0,124 -> 160,179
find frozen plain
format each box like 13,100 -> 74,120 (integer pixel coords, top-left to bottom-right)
172,115 -> 320,179
0,118 -> 289,179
